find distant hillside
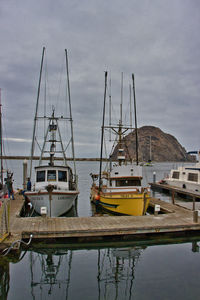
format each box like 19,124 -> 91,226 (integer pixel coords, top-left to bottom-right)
111,126 -> 195,162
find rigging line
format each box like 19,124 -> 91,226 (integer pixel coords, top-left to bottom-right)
64,137 -> 72,152
56,53 -> 65,113
35,137 -> 42,152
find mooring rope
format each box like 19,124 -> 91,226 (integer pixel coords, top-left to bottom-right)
1,234 -> 33,256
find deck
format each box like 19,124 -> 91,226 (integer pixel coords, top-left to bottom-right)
1,192 -> 200,251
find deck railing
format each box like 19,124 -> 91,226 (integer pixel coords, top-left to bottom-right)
0,199 -> 10,242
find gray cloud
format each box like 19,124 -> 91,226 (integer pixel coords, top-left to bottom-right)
1,0 -> 200,157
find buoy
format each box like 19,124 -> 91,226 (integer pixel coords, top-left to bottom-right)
94,194 -> 100,201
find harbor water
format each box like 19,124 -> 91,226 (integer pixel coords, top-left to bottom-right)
1,161 -> 200,300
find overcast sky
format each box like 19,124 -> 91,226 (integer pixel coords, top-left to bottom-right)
1,0 -> 200,158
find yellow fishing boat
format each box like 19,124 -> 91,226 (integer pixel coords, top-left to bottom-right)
100,191 -> 150,216
90,72 -> 151,216
91,164 -> 151,216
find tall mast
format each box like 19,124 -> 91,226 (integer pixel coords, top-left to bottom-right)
109,76 -> 112,141
118,72 -> 123,166
30,46 -> 45,178
129,84 -> 132,128
99,71 -> 108,191
0,89 -> 3,185
120,72 -> 123,125
65,49 -> 76,180
132,74 -> 139,165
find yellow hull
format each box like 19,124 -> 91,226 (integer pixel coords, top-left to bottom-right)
99,192 -> 150,216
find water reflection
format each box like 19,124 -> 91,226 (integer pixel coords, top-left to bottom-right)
30,248 -> 72,299
1,239 -> 200,299
0,259 -> 9,299
97,246 -> 146,300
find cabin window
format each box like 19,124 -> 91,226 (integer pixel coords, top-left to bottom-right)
36,170 -> 45,182
58,171 -> 67,182
47,170 -> 56,181
116,179 -> 141,187
188,173 -> 198,182
172,171 -> 179,179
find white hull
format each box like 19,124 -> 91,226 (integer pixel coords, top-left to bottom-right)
25,191 -> 78,217
165,179 -> 200,192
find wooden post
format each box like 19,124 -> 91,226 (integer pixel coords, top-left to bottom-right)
193,196 -> 196,211
172,191 -> 175,204
193,210 -> 198,223
153,172 -> 156,183
23,159 -> 27,190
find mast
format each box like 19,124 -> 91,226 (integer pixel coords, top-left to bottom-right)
150,135 -> 152,161
109,76 -> 112,142
99,71 -> 108,192
120,72 -> 123,126
132,74 -> 139,165
65,49 -> 77,181
30,46 -> 45,178
0,89 -> 3,185
118,72 -> 123,166
129,84 -> 132,127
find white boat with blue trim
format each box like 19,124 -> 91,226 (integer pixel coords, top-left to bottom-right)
25,48 -> 78,217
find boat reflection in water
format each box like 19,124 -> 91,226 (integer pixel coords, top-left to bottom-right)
28,245 -> 146,300
1,240 -> 200,299
0,259 -> 9,299
97,246 -> 146,300
30,248 -> 73,299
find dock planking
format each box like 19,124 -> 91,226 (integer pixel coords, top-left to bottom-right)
1,193 -> 200,250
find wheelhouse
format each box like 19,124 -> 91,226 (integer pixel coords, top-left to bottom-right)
34,165 -> 75,191
36,168 -> 69,183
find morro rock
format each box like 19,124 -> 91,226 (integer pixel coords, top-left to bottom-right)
111,126 -> 195,162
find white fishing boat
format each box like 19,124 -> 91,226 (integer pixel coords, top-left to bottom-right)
164,151 -> 200,192
25,48 -> 78,217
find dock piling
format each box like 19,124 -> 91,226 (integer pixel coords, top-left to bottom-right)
193,196 -> 196,211
193,210 -> 199,223
154,204 -> 160,216
153,172 -> 156,183
23,159 -> 28,190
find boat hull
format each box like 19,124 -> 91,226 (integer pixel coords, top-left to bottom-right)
99,192 -> 150,216
25,190 -> 78,217
91,186 -> 150,216
165,179 -> 200,192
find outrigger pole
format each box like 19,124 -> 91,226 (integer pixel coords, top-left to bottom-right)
132,73 -> 139,165
30,46 -> 45,178
99,71 -> 108,192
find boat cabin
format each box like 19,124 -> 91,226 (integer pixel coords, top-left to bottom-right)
108,164 -> 143,188
170,167 -> 200,184
34,165 -> 75,191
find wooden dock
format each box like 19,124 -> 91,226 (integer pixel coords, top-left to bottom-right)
1,192 -> 200,251
150,182 -> 200,210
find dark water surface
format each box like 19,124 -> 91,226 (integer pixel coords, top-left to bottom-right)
1,161 -> 200,300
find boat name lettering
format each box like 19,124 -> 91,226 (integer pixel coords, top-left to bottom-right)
33,196 -> 43,201
58,196 -> 68,200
